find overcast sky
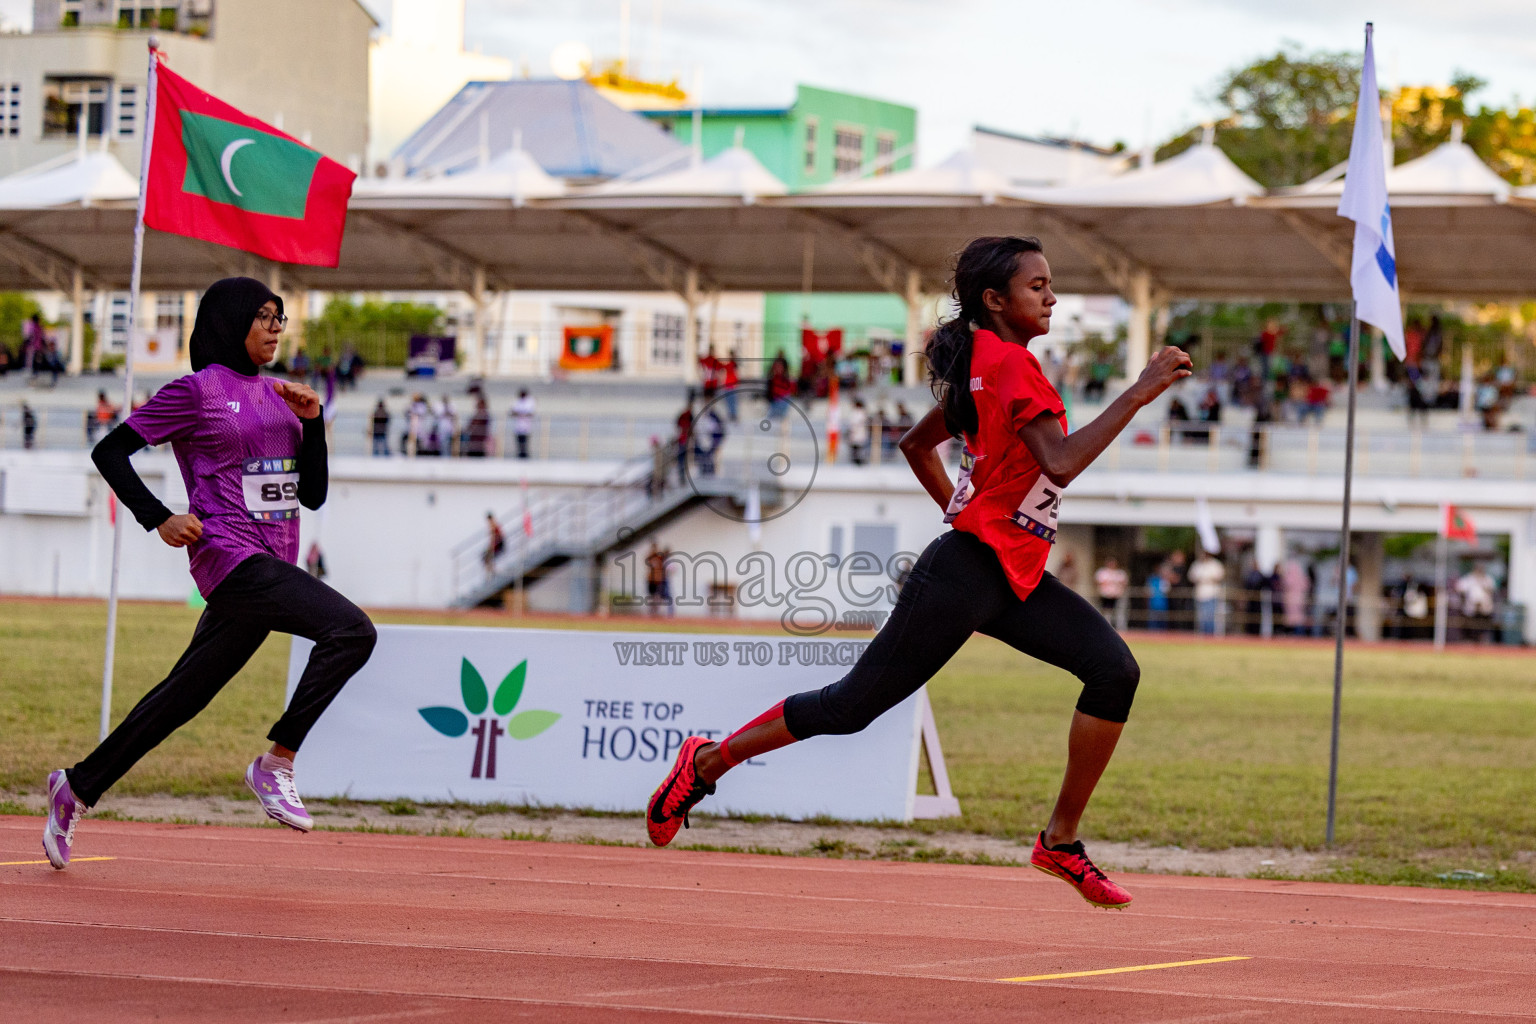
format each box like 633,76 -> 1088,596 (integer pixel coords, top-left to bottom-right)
6,0 -> 1531,162
399,0 -> 1536,161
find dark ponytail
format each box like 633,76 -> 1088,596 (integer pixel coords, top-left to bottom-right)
926,235 -> 1044,437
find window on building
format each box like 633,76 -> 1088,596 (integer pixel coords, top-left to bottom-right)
108,293 -> 131,352
803,118 -> 818,174
833,127 -> 864,176
116,84 -> 138,138
651,312 -> 684,366
874,133 -> 897,175
60,0 -> 82,27
0,84 -> 18,138
114,2 -> 175,29
44,77 -> 112,138
155,293 -> 183,331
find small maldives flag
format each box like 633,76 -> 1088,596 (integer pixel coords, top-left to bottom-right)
143,52 -> 355,267
1442,504 -> 1477,544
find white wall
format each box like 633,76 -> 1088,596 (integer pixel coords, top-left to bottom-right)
5,449 -> 1536,638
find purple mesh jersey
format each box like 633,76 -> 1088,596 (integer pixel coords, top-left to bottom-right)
127,365 -> 303,596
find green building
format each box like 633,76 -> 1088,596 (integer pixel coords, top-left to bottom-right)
643,85 -> 917,371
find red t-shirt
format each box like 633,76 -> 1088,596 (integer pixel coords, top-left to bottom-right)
943,329 -> 1067,601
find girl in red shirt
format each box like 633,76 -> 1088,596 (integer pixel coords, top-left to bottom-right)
647,236 -> 1190,908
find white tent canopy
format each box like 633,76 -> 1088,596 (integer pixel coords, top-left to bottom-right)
576,146 -> 787,203
0,131 -> 1534,384
0,151 -> 138,208
354,147 -> 565,205
1011,143 -> 1265,207
1277,136 -> 1513,202
802,148 -> 1013,204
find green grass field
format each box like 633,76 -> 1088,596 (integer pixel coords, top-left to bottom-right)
3,599 -> 1533,890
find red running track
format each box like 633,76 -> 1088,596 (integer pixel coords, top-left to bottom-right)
2,816 -> 1533,1023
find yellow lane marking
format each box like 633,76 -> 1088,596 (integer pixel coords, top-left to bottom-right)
1001,955 -> 1252,983
0,857 -> 116,867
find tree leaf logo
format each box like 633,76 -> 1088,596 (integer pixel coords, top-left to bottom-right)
418,658 -> 560,778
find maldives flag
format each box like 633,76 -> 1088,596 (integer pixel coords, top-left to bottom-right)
1442,504 -> 1477,544
143,53 -> 355,267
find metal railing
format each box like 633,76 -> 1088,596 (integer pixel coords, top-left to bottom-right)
447,448 -> 696,608
1096,584 -> 1523,643
6,399 -> 1532,481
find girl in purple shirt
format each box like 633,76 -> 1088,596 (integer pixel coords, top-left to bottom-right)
42,278 -> 377,869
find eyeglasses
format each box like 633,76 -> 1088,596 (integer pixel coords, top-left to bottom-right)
255,310 -> 288,329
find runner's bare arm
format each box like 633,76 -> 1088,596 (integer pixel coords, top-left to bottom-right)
1019,346 -> 1192,487
899,405 -> 957,510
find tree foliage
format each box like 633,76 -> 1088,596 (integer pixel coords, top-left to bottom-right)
1159,45 -> 1536,188
306,298 -> 444,344
1158,44 -> 1359,187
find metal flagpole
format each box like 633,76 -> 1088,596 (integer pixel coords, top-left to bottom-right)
99,38 -> 160,742
1325,308 -> 1361,845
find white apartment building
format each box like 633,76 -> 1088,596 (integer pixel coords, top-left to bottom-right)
4,1 -> 373,177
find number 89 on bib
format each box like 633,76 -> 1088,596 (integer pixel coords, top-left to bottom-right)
242,457 -> 300,521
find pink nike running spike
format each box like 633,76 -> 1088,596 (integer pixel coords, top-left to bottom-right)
1030,831 -> 1133,909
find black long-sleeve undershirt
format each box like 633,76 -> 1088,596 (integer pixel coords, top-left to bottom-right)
91,423 -> 171,531
91,412 -> 329,532
297,413 -> 328,509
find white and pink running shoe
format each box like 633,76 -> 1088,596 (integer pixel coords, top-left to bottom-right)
245,757 -> 313,833
42,769 -> 86,870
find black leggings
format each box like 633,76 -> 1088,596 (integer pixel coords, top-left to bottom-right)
783,531 -> 1139,740
68,554 -> 377,806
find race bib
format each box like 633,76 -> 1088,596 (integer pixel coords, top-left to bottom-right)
241,457 -> 300,521
942,447 -> 977,524
1010,474 -> 1062,543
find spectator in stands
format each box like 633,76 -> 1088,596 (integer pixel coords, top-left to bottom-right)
846,398 -> 871,465
34,337 -> 65,384
720,350 -> 741,422
1054,550 -> 1080,592
1163,550 -> 1190,626
337,345 -> 363,390
1455,564 -> 1497,642
884,402 -> 914,461
1405,373 -> 1432,426
370,399 -> 390,457
511,388 -> 535,459
1279,556 -> 1310,635
1189,551 -> 1226,635
648,436 -> 669,498
483,513 -> 505,572
21,402 -> 37,448
675,398 -> 694,481
694,404 -> 724,476
464,396 -> 492,457
88,390 -> 119,444
645,541 -> 672,616
1256,318 -> 1283,381
21,313 -> 44,371
699,347 -> 721,403
305,542 -> 327,579
1146,564 -> 1170,630
404,393 -> 429,456
1093,557 -> 1128,618
1167,394 -> 1192,443
433,395 -> 456,457
767,355 -> 793,419
1312,560 -> 1357,637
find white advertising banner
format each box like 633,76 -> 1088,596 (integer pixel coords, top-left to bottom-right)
287,625 -> 959,823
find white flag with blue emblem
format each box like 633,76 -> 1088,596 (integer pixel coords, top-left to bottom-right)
1337,24 -> 1405,360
